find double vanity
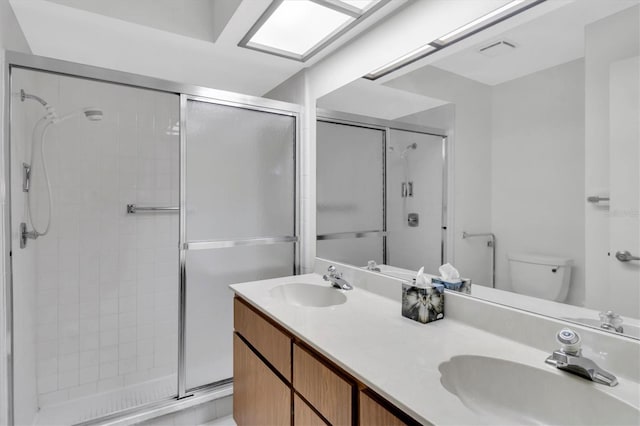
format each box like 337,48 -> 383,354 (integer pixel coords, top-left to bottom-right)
230,259 -> 640,425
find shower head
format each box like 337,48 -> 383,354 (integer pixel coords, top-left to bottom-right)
83,108 -> 103,121
55,107 -> 104,123
400,142 -> 418,158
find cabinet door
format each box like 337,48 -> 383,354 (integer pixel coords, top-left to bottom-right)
359,390 -> 409,426
294,394 -> 328,426
233,334 -> 291,425
234,297 -> 292,381
293,343 -> 353,425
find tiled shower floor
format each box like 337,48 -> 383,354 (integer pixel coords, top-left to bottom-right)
34,375 -> 176,425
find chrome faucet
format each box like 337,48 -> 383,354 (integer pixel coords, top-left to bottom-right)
599,310 -> 624,334
366,260 -> 381,272
323,265 -> 353,291
545,328 -> 618,387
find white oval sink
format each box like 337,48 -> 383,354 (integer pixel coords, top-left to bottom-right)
269,283 -> 347,308
439,355 -> 639,425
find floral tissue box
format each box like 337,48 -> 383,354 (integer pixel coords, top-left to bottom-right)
401,282 -> 444,324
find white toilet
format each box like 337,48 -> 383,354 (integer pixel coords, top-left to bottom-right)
507,253 -> 573,302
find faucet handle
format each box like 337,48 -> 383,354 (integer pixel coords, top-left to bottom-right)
556,328 -> 581,355
599,310 -> 623,327
327,265 -> 336,274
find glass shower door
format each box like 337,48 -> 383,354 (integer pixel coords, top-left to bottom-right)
182,96 -> 297,391
316,121 -> 385,266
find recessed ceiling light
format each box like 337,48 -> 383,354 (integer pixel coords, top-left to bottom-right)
239,0 -> 388,62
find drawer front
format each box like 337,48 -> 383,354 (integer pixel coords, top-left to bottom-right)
359,390 -> 408,426
294,394 -> 328,426
234,297 -> 292,381
293,343 -> 353,426
233,334 -> 291,426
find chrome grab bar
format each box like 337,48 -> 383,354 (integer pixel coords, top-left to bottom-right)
462,231 -> 496,288
126,204 -> 179,214
184,235 -> 298,250
316,230 -> 387,241
587,196 -> 609,203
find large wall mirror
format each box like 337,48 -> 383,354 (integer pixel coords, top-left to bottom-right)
316,0 -> 640,339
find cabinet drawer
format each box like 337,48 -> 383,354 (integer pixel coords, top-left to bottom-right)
293,343 -> 353,426
234,297 -> 292,381
359,390 -> 406,426
294,394 -> 328,426
233,334 -> 291,426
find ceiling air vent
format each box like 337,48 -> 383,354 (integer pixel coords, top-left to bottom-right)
478,40 -> 517,57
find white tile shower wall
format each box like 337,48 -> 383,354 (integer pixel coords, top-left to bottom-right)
14,69 -> 180,408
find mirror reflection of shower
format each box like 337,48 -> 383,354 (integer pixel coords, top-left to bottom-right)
389,142 -> 418,226
20,89 -> 103,248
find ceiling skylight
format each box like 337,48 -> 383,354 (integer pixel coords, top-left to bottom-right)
364,0 -> 544,80
250,1 -> 353,56
239,0 -> 388,61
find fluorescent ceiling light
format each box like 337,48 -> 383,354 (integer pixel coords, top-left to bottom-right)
365,44 -> 436,79
240,0 -> 390,61
436,0 -> 526,43
364,0 -> 541,80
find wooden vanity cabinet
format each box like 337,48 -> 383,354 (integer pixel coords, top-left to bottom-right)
233,295 -> 418,426
233,298 -> 293,425
293,343 -> 353,425
234,297 -> 291,381
360,389 -> 420,426
233,334 -> 291,425
294,394 -> 328,426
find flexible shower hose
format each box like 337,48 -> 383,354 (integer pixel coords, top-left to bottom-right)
26,116 -> 55,237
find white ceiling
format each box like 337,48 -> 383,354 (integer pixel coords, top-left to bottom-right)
9,0 -> 405,96
317,78 -> 448,120
45,0 -> 241,43
431,0 -> 640,86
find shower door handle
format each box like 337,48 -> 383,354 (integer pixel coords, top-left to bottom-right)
615,251 -> 640,262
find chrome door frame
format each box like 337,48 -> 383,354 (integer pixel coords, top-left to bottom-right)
178,93 -> 300,397
2,51 -> 302,423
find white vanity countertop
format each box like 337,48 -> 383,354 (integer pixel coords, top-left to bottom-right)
230,273 -> 639,425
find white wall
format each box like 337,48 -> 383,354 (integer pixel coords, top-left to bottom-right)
266,70 -> 317,273
13,69 -> 180,412
386,66 -> 494,286
491,59 -> 585,305
584,5 -> 639,312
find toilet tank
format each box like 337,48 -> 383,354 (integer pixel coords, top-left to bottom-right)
507,253 -> 573,302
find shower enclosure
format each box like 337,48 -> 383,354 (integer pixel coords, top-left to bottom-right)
316,111 -> 447,272
3,53 -> 299,425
